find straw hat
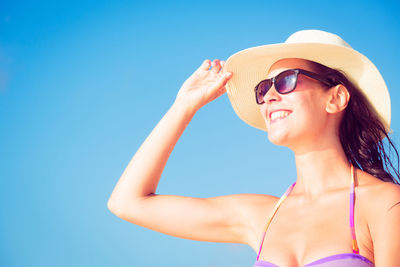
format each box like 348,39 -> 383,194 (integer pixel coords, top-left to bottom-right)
223,29 -> 392,135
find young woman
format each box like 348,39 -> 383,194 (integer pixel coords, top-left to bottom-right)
107,30 -> 400,266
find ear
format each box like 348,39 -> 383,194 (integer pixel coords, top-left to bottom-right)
325,84 -> 350,114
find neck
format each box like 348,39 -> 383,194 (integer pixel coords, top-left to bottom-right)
292,144 -> 351,201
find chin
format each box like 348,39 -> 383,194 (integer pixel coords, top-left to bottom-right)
267,131 -> 290,147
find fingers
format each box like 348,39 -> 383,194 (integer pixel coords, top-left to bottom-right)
213,69 -> 232,88
220,60 -> 225,69
199,59 -> 211,71
206,70 -> 232,99
211,59 -> 221,73
200,58 -> 224,73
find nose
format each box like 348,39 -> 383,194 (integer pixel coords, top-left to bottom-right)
262,84 -> 281,104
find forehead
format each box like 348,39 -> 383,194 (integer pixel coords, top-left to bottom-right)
267,58 -> 312,78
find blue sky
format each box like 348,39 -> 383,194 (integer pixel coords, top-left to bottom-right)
1,0 -> 400,266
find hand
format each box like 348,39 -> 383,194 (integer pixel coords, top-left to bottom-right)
175,59 -> 233,112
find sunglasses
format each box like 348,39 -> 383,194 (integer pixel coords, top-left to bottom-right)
254,68 -> 335,105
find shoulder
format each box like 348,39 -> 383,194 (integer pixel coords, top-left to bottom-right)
357,170 -> 400,266
369,182 -> 400,266
362,175 -> 400,225
357,170 -> 400,216
230,193 -> 279,226
222,193 -> 279,251
355,169 -> 400,220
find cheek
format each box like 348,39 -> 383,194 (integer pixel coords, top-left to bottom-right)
292,97 -> 327,131
259,104 -> 268,121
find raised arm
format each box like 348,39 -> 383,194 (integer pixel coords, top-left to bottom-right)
107,59 -> 231,204
107,60 -> 265,246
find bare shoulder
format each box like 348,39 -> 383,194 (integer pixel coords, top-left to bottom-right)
356,169 -> 400,225
221,193 -> 279,251
356,170 -> 400,209
356,170 -> 400,265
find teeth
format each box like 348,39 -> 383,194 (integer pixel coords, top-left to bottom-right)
270,111 -> 290,121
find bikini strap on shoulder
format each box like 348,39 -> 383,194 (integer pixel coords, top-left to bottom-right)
256,181 -> 297,261
349,164 -> 360,254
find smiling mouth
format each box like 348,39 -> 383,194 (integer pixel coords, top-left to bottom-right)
271,116 -> 288,124
269,112 -> 292,124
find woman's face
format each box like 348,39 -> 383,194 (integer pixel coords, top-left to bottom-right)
259,58 -> 335,152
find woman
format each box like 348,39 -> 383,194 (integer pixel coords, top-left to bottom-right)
107,30 -> 400,266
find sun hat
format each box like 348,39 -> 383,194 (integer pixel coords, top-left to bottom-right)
223,29 -> 392,135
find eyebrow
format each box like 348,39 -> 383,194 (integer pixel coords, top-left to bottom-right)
267,68 -> 291,79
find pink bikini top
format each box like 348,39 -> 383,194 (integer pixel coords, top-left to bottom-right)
253,164 -> 374,266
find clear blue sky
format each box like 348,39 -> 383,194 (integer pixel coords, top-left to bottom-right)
1,0 -> 400,266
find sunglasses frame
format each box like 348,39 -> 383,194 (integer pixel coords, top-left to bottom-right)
254,68 -> 336,105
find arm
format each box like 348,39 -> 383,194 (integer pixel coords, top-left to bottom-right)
107,60 -> 257,245
107,100 -> 197,206
107,58 -> 231,205
369,183 -> 400,267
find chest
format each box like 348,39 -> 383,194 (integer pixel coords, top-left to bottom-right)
252,194 -> 374,266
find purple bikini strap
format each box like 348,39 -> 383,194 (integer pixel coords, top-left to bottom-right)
256,181 -> 296,261
350,164 -> 360,254
256,164 -> 360,261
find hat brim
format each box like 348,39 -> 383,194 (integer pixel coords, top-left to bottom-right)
223,42 -> 391,136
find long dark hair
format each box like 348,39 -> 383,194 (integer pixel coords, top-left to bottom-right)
305,59 -> 400,185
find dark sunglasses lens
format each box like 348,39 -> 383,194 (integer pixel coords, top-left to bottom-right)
275,71 -> 297,94
256,80 -> 272,104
